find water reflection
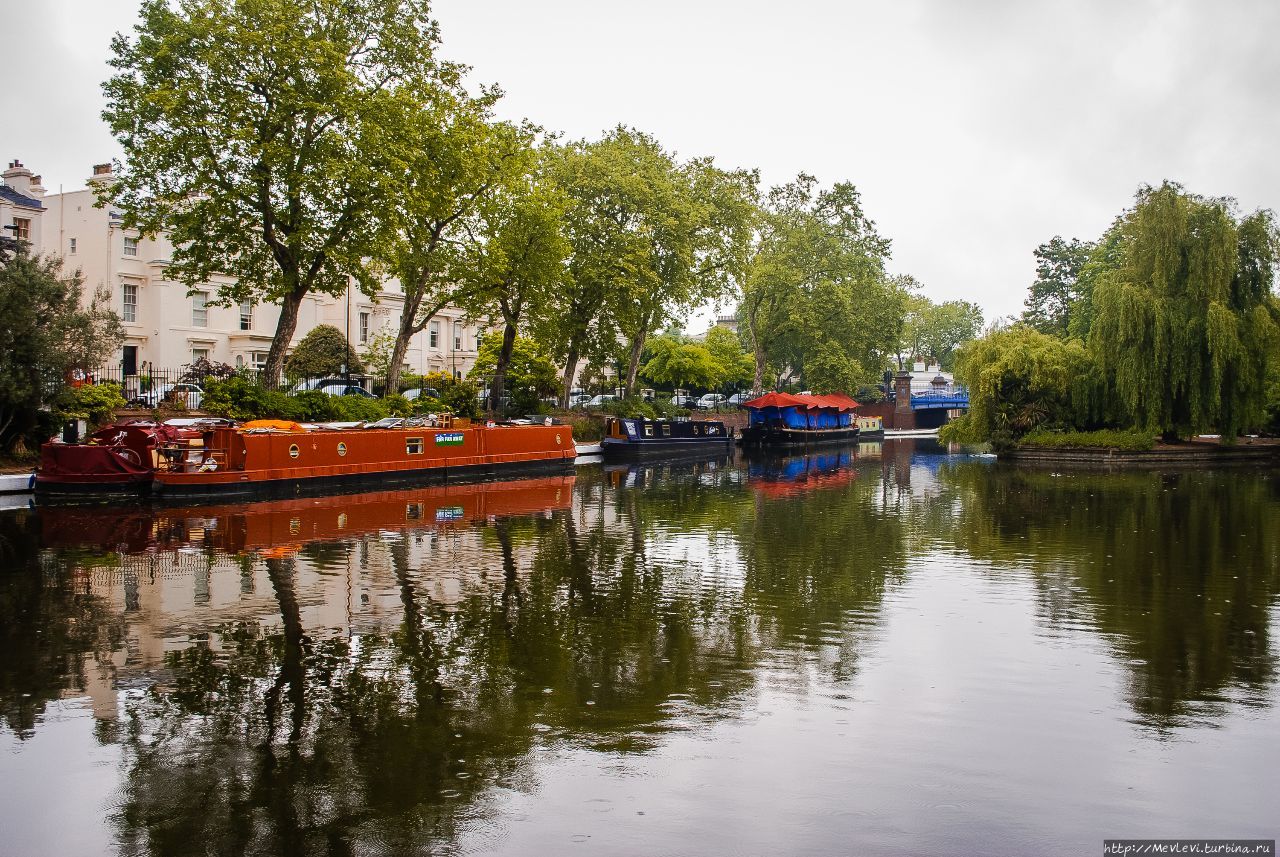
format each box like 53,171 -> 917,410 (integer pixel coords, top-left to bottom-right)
0,443 -> 1277,855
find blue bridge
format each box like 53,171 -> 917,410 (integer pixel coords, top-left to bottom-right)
907,384 -> 969,411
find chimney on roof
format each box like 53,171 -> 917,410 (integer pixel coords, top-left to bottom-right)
28,174 -> 46,198
89,162 -> 118,187
3,159 -> 34,196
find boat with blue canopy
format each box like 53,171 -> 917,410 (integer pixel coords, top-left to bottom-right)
738,392 -> 861,447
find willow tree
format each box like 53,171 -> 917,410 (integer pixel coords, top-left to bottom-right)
1089,183 -> 1279,439
103,0 -> 456,385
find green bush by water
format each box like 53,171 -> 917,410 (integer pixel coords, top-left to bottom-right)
1019,428 -> 1156,451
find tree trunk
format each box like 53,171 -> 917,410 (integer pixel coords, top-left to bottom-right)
559,345 -> 580,409
385,306 -> 417,394
752,341 -> 767,393
623,330 -> 647,397
490,321 -> 518,415
263,287 -> 307,389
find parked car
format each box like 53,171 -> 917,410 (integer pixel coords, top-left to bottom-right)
727,392 -> 755,407
585,394 -> 617,408
670,393 -> 697,409
291,377 -> 351,394
402,387 -> 440,401
134,382 -> 204,409
317,383 -> 376,398
697,393 -> 726,410
567,393 -> 592,408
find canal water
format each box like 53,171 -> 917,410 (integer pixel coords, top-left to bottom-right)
1,440 -> 1277,856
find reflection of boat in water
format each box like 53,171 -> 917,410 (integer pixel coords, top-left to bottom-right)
747,449 -> 858,498
738,393 -> 861,447
856,415 -> 885,440
38,415 -> 576,504
601,416 -> 734,460
37,475 -> 575,555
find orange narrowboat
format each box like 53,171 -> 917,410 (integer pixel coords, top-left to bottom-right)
149,416 -> 576,503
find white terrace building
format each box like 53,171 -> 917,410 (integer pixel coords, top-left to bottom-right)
4,159 -> 483,384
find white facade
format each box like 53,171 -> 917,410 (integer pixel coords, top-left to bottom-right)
1,160 -> 47,252
9,160 -> 484,383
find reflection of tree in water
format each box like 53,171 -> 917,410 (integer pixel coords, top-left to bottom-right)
937,463 -> 1280,726
0,509 -> 124,737
108,462 -> 910,854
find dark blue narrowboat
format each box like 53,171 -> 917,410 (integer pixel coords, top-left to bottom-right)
601,417 -> 734,460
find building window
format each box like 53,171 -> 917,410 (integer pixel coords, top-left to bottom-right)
192,292 -> 208,327
123,235 -> 138,256
69,237 -> 77,254
429,320 -> 439,348
251,351 -> 268,370
13,218 -> 30,241
240,300 -> 252,331
191,347 -> 210,363
359,311 -> 370,345
122,282 -> 138,323
453,322 -> 462,351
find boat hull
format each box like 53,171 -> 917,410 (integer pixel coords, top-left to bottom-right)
150,423 -> 576,505
738,426 -> 861,447
601,436 -> 734,461
152,454 -> 574,503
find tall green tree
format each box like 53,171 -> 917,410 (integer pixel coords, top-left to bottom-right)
1089,182 -> 1279,439
374,96 -> 542,394
538,128 -> 756,404
103,0 -> 455,385
0,249 -> 123,452
1021,236 -> 1094,337
460,166 -> 570,412
468,335 -> 560,413
740,175 -> 898,393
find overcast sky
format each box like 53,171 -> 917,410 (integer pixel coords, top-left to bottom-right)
4,0 -> 1277,328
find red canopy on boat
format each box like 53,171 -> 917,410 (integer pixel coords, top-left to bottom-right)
741,392 -> 860,412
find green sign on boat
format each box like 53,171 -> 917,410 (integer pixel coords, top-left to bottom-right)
434,432 -> 465,446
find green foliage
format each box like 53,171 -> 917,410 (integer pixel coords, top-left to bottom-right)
421,371 -> 479,419
536,128 -> 758,401
284,325 -> 364,380
555,412 -> 604,442
201,377 -> 307,422
1021,236 -> 1094,337
0,249 -> 123,452
945,325 -> 1099,443
1019,428 -> 1156,451
1089,183 -> 1280,439
56,384 -> 127,429
102,0 -> 455,382
360,328 -> 399,386
902,297 -> 985,371
641,334 -> 721,391
740,175 -> 901,394
469,335 -> 561,414
600,398 -> 684,420
702,326 -> 754,388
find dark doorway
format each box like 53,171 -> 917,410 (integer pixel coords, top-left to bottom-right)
122,345 -> 138,376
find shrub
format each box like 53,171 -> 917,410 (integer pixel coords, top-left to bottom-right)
284,324 -> 363,379
1019,428 -> 1156,451
329,395 -> 387,423
58,383 -> 127,429
411,396 -> 447,416
382,393 -> 413,417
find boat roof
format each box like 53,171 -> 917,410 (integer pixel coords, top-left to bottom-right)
741,392 -> 860,412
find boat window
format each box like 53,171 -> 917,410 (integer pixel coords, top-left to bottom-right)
288,444 -> 300,459
336,442 -> 347,457
406,437 -> 424,455
661,424 -> 671,436
643,424 -> 653,438
692,423 -> 702,435
706,424 -> 719,435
